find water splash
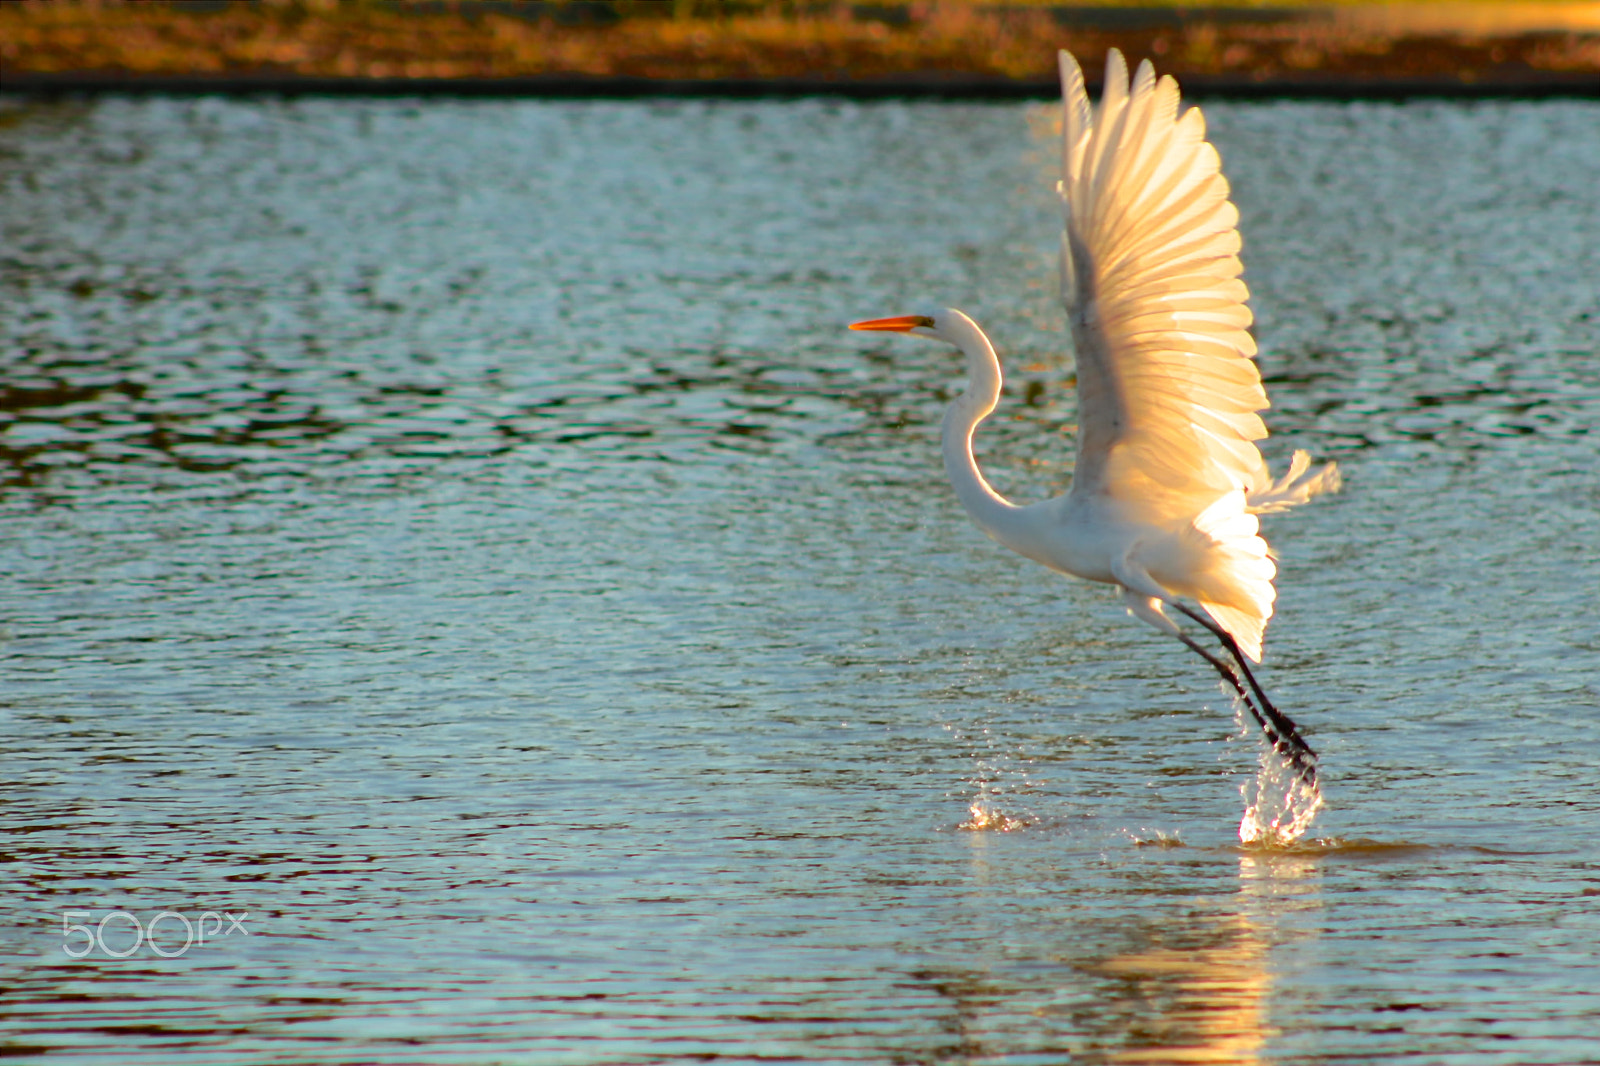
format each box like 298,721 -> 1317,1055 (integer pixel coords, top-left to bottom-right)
1235,699 -> 1324,846
1127,828 -> 1186,848
959,800 -> 1030,832
945,722 -> 1038,831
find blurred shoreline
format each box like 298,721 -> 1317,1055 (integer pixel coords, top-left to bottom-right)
4,1 -> 1598,98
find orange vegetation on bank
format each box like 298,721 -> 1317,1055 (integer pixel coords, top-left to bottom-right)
2,1 -> 1597,85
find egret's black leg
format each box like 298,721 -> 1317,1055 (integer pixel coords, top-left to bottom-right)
1169,629 -> 1308,784
1169,604 -> 1288,729
1169,602 -> 1319,786
1171,630 -> 1272,732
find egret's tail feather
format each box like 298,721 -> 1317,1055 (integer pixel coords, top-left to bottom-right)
1182,491 -> 1275,662
1200,600 -> 1266,664
1246,450 -> 1341,514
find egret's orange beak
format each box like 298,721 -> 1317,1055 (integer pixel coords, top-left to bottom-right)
849,315 -> 934,332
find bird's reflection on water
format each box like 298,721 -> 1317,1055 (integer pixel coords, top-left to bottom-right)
1094,853 -> 1319,1065
916,842 -> 1321,1064
1092,912 -> 1273,1066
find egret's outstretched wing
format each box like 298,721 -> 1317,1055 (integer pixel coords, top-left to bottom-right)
1056,50 -> 1337,660
1058,49 -> 1269,520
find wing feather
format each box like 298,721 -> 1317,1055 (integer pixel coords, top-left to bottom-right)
1059,49 -> 1273,517
1054,51 -> 1338,657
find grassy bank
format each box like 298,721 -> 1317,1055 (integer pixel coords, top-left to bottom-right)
3,1 -> 1597,90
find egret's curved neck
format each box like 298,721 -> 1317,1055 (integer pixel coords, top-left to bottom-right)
938,311 -> 1035,550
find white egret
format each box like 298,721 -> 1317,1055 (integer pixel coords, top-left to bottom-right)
852,50 -> 1339,783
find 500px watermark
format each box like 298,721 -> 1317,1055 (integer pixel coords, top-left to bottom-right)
61,911 -> 249,959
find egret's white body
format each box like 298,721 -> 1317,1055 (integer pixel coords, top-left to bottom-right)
852,50 -> 1338,777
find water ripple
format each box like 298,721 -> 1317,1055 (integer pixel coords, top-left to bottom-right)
2,93 -> 1599,1064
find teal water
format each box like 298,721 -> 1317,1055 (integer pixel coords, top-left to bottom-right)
2,93 -> 1598,1063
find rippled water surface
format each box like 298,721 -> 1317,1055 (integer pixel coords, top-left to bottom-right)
3,92 -> 1599,1063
